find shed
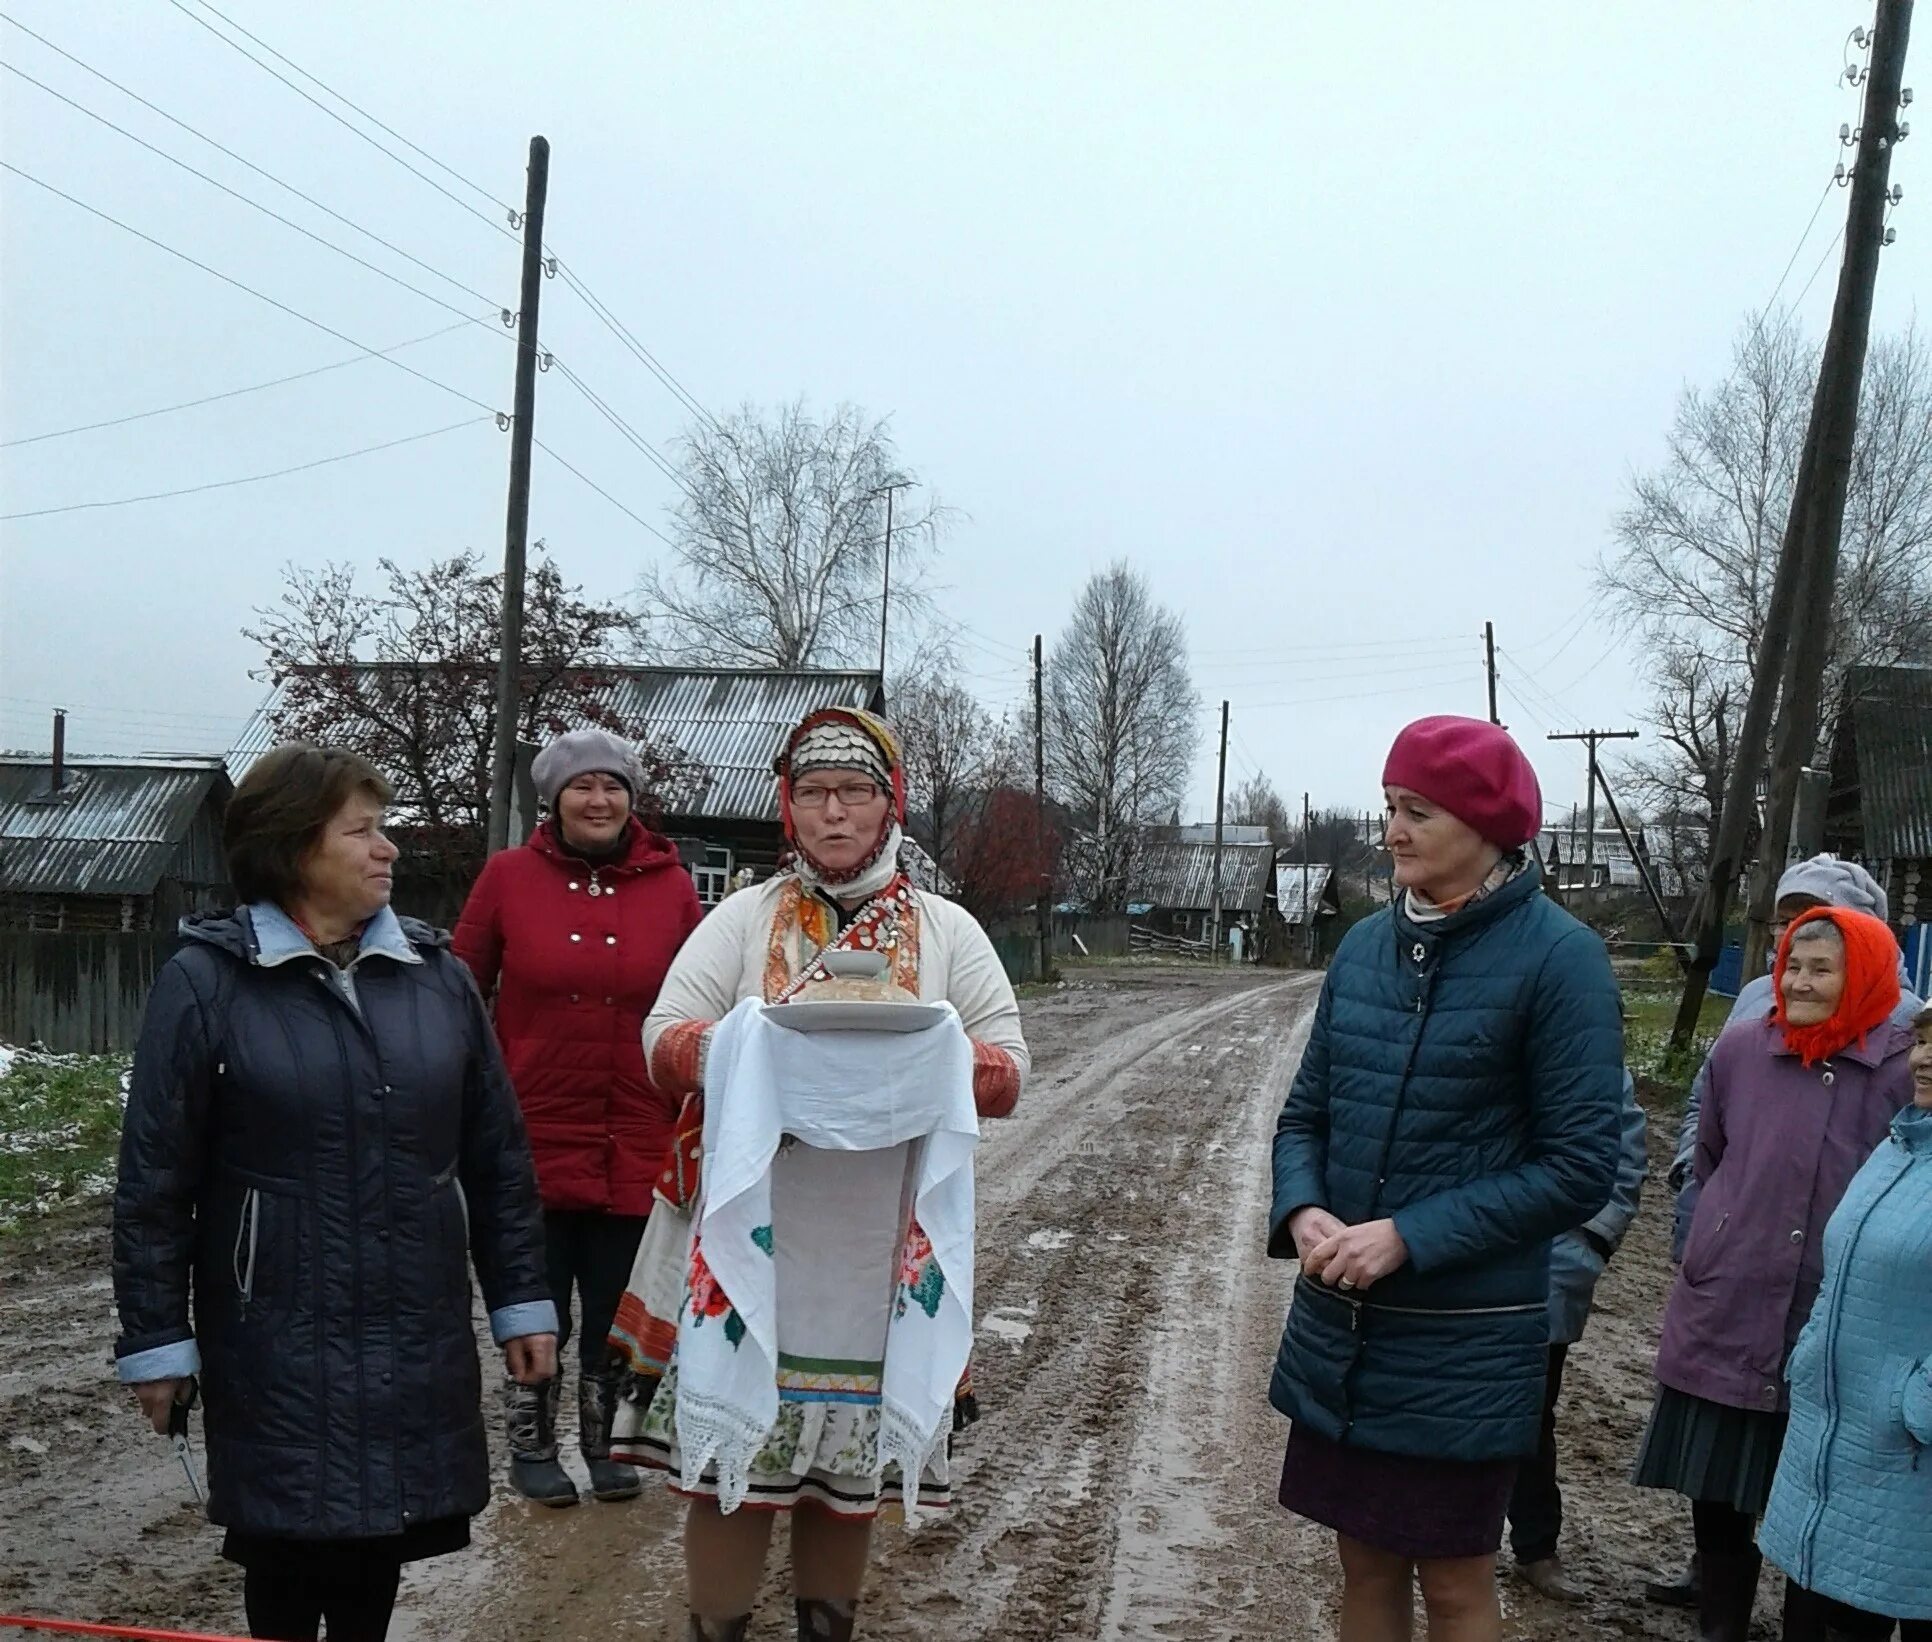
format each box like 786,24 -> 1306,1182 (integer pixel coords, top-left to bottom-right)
1825,664 -> 1932,933
0,755 -> 232,932
1275,861 -> 1343,928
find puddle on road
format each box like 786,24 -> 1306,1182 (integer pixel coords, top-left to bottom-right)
980,1303 -> 1037,1345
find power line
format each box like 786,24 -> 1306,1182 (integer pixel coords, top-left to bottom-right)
159,0 -> 519,245
1195,649 -> 1481,681
0,161 -> 504,417
0,14 -> 507,311
1793,223 -> 1849,310
0,319 -> 481,448
550,259 -> 718,431
547,356 -> 693,495
1230,668 -> 1481,712
1495,648 -> 1580,725
1,60 -> 513,331
2,417 -> 491,519
532,437 -> 677,546
1,693 -> 251,730
175,0 -> 519,219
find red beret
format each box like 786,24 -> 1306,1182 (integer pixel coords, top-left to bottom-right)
1382,716 -> 1543,848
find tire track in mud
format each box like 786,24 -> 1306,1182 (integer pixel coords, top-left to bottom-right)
861,972 -> 1319,1641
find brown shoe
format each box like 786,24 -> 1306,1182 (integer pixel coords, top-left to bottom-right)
1517,1556 -> 1585,1603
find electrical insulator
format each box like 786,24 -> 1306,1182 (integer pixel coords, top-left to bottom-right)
1836,162 -> 1849,182
1892,183 -> 1905,204
1885,226 -> 1899,245
1842,122 -> 1853,142
1904,87 -> 1916,106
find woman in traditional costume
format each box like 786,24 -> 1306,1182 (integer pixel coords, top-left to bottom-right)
611,707 -> 1028,1642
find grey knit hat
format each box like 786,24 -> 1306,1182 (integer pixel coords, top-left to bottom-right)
1775,854 -> 1889,924
532,729 -> 643,808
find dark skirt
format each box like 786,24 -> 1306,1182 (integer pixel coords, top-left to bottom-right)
1630,1386 -> 1788,1517
1278,1424 -> 1518,1561
221,1516 -> 470,1575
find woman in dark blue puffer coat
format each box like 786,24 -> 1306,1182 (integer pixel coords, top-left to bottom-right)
1268,717 -> 1623,1641
114,744 -> 557,1642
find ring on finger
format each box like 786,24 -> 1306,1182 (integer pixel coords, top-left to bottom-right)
1338,1276 -> 1356,1290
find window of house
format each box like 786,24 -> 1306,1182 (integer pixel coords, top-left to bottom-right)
692,846 -> 734,906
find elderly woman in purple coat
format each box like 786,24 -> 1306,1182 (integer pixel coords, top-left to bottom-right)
1633,906 -> 1916,1642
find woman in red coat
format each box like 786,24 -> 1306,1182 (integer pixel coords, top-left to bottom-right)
454,728 -> 702,1507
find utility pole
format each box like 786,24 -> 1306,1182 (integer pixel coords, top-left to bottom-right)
1592,759 -> 1681,946
875,478 -> 913,678
1210,701 -> 1229,959
487,135 -> 551,856
1484,621 -> 1500,725
1744,0 -> 1913,978
1548,731 -> 1639,912
1677,0 -> 1913,1045
1033,635 -> 1051,983
1302,792 -> 1313,966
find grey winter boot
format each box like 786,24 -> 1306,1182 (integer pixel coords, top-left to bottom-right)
505,1375 -> 579,1507
687,1617 -> 751,1641
578,1368 -> 642,1502
796,1598 -> 858,1641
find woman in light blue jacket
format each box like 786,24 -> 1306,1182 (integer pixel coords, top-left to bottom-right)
1759,1002 -> 1932,1641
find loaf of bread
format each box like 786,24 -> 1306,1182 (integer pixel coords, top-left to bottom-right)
798,973 -> 919,1005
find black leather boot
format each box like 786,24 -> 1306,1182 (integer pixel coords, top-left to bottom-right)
796,1597 -> 858,1641
1697,1548 -> 1761,1642
688,1617 -> 751,1641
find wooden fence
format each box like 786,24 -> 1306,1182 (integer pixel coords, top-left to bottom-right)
0,932 -> 175,1054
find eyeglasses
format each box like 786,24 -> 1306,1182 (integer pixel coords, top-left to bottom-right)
792,779 -> 883,809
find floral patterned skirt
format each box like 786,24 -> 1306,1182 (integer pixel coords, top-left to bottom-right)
625,1139 -> 952,1520
631,1356 -> 952,1518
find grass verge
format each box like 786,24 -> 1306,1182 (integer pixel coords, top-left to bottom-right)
0,1049 -> 128,1232
1621,981 -> 1733,1105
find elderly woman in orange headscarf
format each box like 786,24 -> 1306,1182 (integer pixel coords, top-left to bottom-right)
606,707 -> 1028,1642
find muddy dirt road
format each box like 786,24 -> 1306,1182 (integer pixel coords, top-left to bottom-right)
2,966 -> 1718,1639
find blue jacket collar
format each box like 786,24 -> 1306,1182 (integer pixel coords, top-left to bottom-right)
246,902 -> 423,968
1894,1103 -> 1932,1152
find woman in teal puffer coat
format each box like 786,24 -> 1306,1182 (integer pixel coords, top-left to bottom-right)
1758,1001 -> 1932,1642
1268,717 -> 1623,1642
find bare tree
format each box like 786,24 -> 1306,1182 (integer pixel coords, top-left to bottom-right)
636,400 -> 950,669
1045,562 -> 1200,909
894,668 -> 1000,873
1228,771 -> 1295,848
1599,313 -> 1932,887
247,553 -> 695,896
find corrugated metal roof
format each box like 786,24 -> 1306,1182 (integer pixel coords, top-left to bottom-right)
229,667 -> 884,824
1132,840 -> 1274,913
0,756 -> 229,895
1848,664 -> 1932,859
1275,863 -> 1336,925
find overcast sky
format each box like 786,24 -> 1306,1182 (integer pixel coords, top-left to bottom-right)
2,2 -> 1923,825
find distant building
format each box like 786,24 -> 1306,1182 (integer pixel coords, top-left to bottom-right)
1127,838 -> 1276,942
0,754 -> 232,932
1826,664 -> 1932,948
1537,822 -> 1684,899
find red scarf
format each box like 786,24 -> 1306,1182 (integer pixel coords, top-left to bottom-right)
1774,906 -> 1902,1066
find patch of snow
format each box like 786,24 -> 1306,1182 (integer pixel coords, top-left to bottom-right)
0,1044 -> 16,1079
9,1435 -> 47,1456
1025,1228 -> 1075,1252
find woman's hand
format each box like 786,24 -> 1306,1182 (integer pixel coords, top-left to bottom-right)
1287,1206 -> 1347,1265
1308,1219 -> 1409,1291
503,1333 -> 559,1386
132,1377 -> 191,1435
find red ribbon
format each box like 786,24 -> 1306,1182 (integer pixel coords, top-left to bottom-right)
0,1618 -> 251,1641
